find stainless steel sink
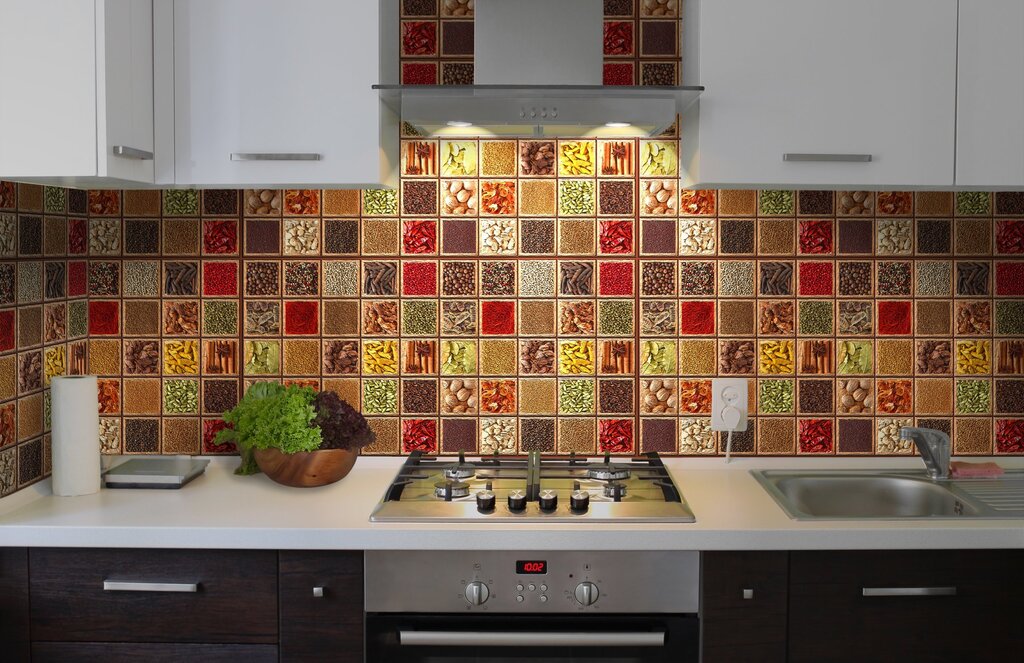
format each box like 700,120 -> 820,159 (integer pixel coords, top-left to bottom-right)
753,470 -> 1024,520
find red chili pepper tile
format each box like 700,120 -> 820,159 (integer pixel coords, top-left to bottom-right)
798,220 -> 833,254
996,419 -> 1024,454
88,301 -> 119,335
402,20 -> 437,56
402,418 -> 437,453
202,220 -> 238,255
67,261 -> 87,297
599,419 -> 634,454
0,310 -> 14,352
679,301 -> 715,335
599,261 -> 634,296
402,261 -> 438,296
402,220 -> 437,254
877,300 -> 913,336
996,261 -> 1024,296
599,220 -> 633,254
284,301 -> 319,336
87,190 -> 120,216
202,419 -> 236,454
68,218 -> 87,254
799,418 -> 833,453
797,261 -> 833,296
996,220 -> 1024,254
481,301 -> 515,335
603,21 -> 634,56
202,262 -> 238,297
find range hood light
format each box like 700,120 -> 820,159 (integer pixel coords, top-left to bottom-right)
446,120 -> 473,128
605,121 -> 630,128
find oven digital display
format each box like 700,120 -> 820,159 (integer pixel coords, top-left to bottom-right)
516,560 -> 548,574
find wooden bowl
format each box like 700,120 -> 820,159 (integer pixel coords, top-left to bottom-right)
254,447 -> 359,488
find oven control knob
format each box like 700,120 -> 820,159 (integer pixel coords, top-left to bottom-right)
574,581 -> 599,606
570,490 -> 590,514
465,581 -> 490,606
538,490 -> 558,512
476,489 -> 496,513
507,490 -> 527,512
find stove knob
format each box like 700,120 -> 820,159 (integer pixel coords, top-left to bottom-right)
574,581 -> 599,606
464,581 -> 490,606
538,489 -> 558,512
570,490 -> 590,514
476,489 -> 496,513
507,490 -> 527,512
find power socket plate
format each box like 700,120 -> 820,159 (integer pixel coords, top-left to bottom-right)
710,378 -> 749,432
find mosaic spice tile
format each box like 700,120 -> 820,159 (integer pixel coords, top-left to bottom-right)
641,218 -> 677,254
163,190 -> 199,216
284,301 -> 319,336
720,219 -> 755,254
87,301 -> 119,335
163,218 -> 200,255
957,417 -> 993,455
837,419 -> 873,454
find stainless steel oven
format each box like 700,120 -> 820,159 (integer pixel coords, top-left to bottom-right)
365,550 -> 700,662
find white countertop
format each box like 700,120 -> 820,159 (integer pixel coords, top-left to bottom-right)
1,456 -> 1022,550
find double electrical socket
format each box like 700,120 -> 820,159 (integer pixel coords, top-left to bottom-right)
710,378 -> 749,432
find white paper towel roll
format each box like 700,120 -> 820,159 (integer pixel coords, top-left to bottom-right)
51,375 -> 101,496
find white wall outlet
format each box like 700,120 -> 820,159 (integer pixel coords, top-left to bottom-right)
711,378 -> 749,432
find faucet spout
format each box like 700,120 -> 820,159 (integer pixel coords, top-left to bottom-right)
900,427 -> 951,480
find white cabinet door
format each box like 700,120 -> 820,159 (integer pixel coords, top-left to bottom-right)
99,0 -> 155,183
689,0 -> 957,188
0,0 -> 154,185
956,0 -> 1024,187
0,0 -> 98,179
173,0 -> 389,187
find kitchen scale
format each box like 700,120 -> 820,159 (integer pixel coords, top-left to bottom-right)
103,457 -> 210,489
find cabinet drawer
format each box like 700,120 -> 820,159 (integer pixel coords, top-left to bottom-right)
30,548 -> 278,643
789,550 -> 1023,663
33,642 -> 278,662
702,551 -> 787,663
280,550 -> 364,663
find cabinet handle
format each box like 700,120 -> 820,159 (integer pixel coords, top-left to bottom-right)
103,580 -> 199,593
783,153 -> 872,163
313,586 -> 325,598
230,153 -> 322,161
862,586 -> 956,597
111,145 -> 154,160
742,588 -> 754,600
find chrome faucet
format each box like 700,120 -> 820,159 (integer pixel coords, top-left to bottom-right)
900,427 -> 951,480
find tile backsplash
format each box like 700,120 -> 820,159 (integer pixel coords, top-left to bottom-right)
1,177 -> 1022,500
1,0 -> 1023,499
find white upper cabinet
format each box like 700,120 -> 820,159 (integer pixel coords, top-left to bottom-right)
683,0 -> 958,189
171,0 -> 398,188
0,0 -> 155,186
956,0 -> 1024,188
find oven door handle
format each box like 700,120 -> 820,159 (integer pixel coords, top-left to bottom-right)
398,630 -> 666,647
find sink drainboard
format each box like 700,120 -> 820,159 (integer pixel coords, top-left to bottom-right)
955,478 -> 1024,514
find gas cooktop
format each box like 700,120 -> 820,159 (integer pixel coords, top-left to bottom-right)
369,451 -> 695,523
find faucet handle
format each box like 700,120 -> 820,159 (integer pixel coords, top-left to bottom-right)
900,427 -> 951,480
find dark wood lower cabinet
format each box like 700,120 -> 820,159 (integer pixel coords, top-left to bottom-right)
701,551 -> 788,663
788,550 -> 1024,663
280,550 -> 364,662
0,548 -> 30,662
32,643 -> 278,662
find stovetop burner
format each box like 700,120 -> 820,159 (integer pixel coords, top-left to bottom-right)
442,464 -> 476,480
371,451 -> 695,523
586,465 -> 631,481
434,480 -> 470,499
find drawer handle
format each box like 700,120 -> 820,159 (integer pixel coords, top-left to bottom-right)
742,588 -> 754,600
111,145 -> 154,160
783,153 -> 872,163
398,631 -> 665,647
313,586 -> 325,598
103,580 -> 199,593
862,586 -> 957,597
230,153 -> 322,161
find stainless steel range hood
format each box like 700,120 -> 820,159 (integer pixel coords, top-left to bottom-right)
375,0 -> 702,138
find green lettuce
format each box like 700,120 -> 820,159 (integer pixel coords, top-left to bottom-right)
214,383 -> 322,475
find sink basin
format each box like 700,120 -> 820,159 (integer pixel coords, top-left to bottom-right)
755,473 -> 977,519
